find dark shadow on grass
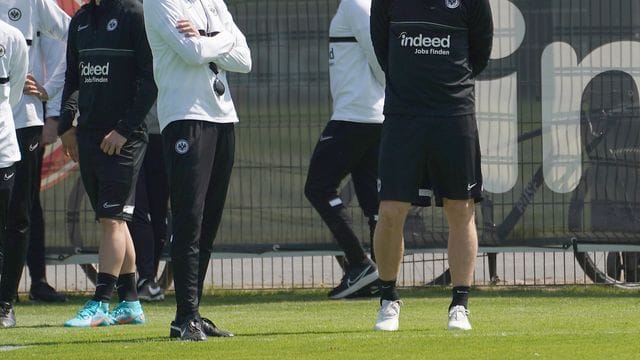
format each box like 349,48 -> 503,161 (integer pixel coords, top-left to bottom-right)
51,285 -> 639,309
0,336 -> 173,348
0,328 -> 410,348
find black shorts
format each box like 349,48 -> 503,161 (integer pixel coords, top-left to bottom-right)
77,130 -> 146,221
378,114 -> 483,207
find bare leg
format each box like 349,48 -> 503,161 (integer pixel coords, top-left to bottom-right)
121,224 -> 137,274
443,199 -> 478,286
374,200 -> 411,281
98,218 -> 127,276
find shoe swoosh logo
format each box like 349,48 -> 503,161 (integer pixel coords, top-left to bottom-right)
148,286 -> 162,296
91,317 -> 106,326
347,266 -> 371,287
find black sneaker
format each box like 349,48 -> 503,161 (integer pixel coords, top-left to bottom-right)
137,279 -> 165,302
0,301 -> 16,328
328,260 -> 379,299
346,279 -> 381,299
170,318 -> 207,341
29,282 -> 67,303
170,317 -> 233,338
201,317 -> 234,337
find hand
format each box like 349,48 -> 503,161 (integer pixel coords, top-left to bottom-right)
60,128 -> 79,162
42,117 -> 59,145
100,130 -> 127,156
176,19 -> 200,38
23,74 -> 49,101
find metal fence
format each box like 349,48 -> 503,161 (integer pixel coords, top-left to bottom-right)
25,0 -> 640,294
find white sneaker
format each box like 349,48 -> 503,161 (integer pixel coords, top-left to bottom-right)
447,305 -> 472,330
374,300 -> 401,331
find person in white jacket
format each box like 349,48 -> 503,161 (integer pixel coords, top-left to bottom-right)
144,0 -> 251,341
0,19 -> 29,329
304,0 -> 384,300
26,34 -> 68,304
0,0 -> 69,328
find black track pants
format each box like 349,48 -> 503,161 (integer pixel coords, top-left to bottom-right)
163,121 -> 234,323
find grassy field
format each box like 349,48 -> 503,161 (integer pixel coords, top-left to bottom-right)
1,287 -> 639,359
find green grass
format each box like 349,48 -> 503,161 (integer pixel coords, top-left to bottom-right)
1,287 -> 639,359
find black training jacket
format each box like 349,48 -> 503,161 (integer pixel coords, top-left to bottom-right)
58,0 -> 156,139
371,0 -> 493,117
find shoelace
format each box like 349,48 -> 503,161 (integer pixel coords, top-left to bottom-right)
186,319 -> 203,334
111,306 -> 126,317
381,301 -> 400,317
76,303 -> 100,319
450,307 -> 470,320
0,304 -> 11,316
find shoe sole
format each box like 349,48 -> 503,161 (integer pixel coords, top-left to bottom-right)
448,324 -> 472,330
112,315 -> 145,325
329,271 -> 379,299
169,324 -> 233,338
373,326 -> 398,332
64,318 -> 110,327
138,294 -> 165,302
169,325 -> 208,341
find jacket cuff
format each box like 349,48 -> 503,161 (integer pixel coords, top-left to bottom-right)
114,121 -> 134,138
57,113 -> 73,136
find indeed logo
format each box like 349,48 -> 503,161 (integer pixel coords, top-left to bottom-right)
80,62 -> 110,76
399,32 -> 451,55
80,62 -> 110,83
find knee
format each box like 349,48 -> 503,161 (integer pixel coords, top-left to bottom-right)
443,199 -> 475,226
304,179 -> 331,206
303,179 -> 318,203
378,201 -> 410,229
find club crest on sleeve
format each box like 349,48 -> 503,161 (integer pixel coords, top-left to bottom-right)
175,139 -> 189,154
8,8 -> 21,21
107,18 -> 118,31
445,0 -> 460,9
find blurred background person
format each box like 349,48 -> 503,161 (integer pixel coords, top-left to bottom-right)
26,33 -> 68,303
128,102 -> 169,302
304,0 -> 384,300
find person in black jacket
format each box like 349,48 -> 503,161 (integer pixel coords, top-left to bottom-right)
370,0 -> 493,332
57,0 -> 157,328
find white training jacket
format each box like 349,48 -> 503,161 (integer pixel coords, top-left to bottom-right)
39,34 -> 66,117
0,20 -> 28,168
144,0 -> 252,131
329,0 -> 385,124
0,0 -> 69,129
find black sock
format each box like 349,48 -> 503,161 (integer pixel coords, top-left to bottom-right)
379,279 -> 399,303
92,273 -> 117,302
116,273 -> 138,302
449,286 -> 470,310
